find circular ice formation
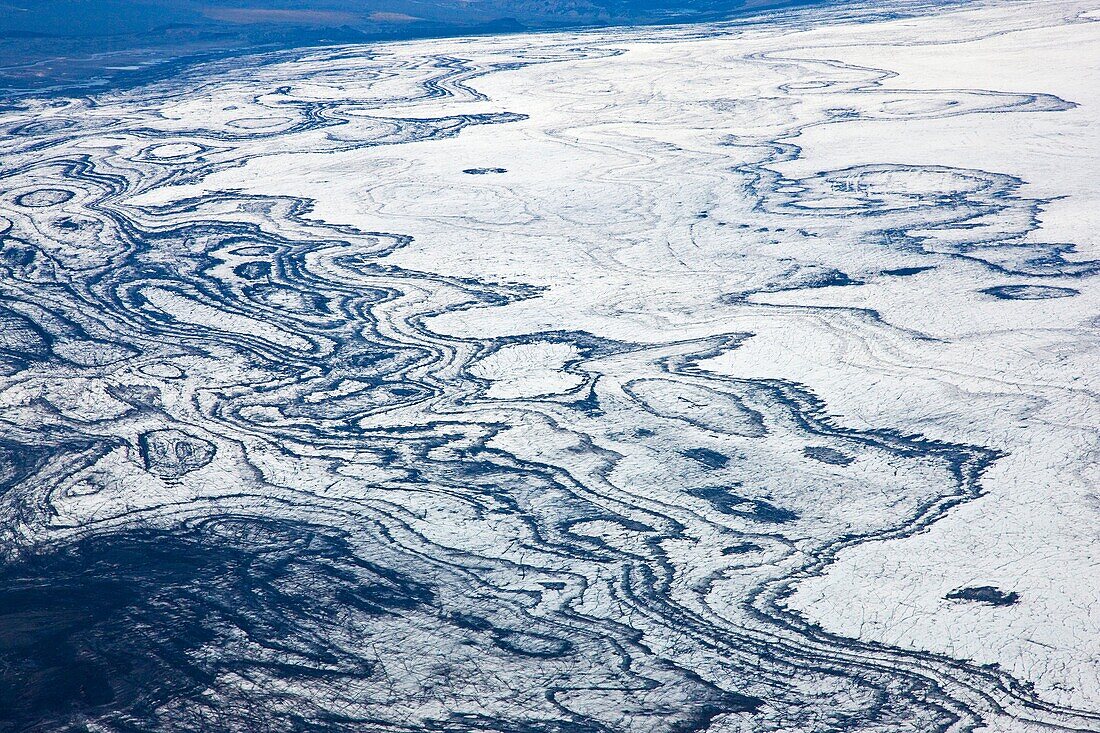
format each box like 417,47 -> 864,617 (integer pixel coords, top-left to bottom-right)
14,188 -> 74,208
144,142 -> 205,160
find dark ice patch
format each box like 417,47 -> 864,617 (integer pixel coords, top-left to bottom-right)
981,285 -> 1078,300
881,266 -> 933,276
682,447 -> 730,469
946,586 -> 1020,606
234,260 -> 272,280
803,446 -> 854,466
689,487 -> 799,524
0,518 -> 434,731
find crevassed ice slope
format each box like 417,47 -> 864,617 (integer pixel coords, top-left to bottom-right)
0,0 -> 1098,731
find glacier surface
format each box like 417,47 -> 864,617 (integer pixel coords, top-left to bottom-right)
1,1 -> 1098,731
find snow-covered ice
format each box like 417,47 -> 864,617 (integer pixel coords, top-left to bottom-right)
1,1 -> 1098,730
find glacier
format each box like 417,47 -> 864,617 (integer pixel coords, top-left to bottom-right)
1,1 -> 1098,731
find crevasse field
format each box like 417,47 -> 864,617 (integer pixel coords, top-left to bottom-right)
1,0 -> 1099,731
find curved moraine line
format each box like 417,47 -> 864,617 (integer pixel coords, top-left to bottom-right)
1,2 -> 1098,732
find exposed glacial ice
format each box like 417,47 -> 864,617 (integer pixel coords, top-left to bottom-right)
1,1 -> 1098,731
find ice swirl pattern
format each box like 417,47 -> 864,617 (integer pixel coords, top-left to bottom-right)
1,1 -> 1099,731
